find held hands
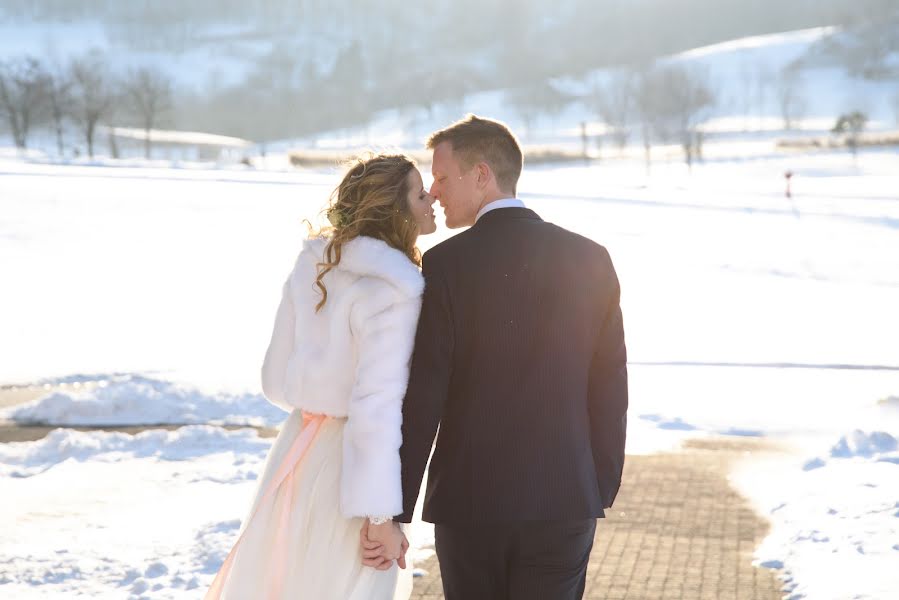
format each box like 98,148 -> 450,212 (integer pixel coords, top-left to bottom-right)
359,519 -> 409,571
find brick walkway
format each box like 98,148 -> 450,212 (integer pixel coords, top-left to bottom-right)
410,438 -> 784,600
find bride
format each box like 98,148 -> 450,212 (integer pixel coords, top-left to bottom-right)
205,154 -> 437,599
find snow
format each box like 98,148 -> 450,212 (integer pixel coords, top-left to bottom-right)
828,430 -> 898,460
0,427 -> 269,599
3,148 -> 897,597
0,159 -> 329,391
3,149 -> 898,390
675,27 -> 839,60
1,24 -> 898,600
732,427 -> 899,599
1,374 -> 287,428
102,127 -> 253,148
0,424 -> 270,479
0,425 -> 434,598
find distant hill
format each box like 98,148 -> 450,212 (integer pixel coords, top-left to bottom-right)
1,0 -> 894,141
286,26 -> 899,160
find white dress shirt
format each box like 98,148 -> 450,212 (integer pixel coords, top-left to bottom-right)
475,198 -> 526,223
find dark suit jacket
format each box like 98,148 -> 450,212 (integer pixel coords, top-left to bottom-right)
396,207 -> 627,524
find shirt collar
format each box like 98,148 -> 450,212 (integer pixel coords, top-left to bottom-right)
475,198 -> 526,223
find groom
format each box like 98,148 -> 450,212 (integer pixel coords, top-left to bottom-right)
365,115 -> 628,599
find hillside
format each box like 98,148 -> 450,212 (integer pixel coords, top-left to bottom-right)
271,25 -> 899,166
1,0 -> 893,142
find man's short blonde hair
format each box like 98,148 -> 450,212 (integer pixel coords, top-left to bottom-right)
427,114 -> 523,195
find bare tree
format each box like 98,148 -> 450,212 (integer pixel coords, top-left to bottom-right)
45,63 -> 73,156
505,81 -> 573,140
634,66 -> 664,175
670,66 -> 714,169
737,59 -> 754,131
69,54 -> 116,158
0,56 -> 49,150
589,69 -> 634,153
505,87 -> 538,140
752,64 -> 772,129
124,67 -> 173,159
638,64 -> 715,171
776,66 -> 807,130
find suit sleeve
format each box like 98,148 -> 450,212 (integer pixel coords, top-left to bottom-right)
587,249 -> 628,508
340,288 -> 421,519
260,277 -> 296,413
395,254 -> 454,522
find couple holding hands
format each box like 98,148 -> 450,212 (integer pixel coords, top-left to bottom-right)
206,115 -> 627,600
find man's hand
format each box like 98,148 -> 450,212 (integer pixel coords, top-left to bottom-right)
359,519 -> 409,570
359,520 -> 391,570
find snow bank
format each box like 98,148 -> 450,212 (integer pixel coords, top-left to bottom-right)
0,425 -> 435,598
733,429 -> 899,599
0,425 -> 273,599
829,430 -> 898,459
1,374 -> 287,428
0,425 -> 270,478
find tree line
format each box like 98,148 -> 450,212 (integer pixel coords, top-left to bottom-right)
2,0 -> 894,146
0,53 -> 172,158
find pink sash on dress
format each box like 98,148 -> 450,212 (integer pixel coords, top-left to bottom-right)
204,411 -> 329,600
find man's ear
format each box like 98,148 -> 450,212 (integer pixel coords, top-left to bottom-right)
476,162 -> 491,188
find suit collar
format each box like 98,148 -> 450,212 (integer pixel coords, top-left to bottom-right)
472,207 -> 542,227
475,198 -> 525,222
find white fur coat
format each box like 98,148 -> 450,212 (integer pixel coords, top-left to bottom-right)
261,235 -> 424,519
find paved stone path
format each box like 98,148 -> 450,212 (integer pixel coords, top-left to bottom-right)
410,438 -> 784,600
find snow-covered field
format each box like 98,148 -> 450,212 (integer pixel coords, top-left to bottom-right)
2,23 -> 899,598
1,145 -> 898,598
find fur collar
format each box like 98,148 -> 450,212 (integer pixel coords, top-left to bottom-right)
300,236 -> 424,298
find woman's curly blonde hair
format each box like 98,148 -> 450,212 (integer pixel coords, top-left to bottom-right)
311,153 -> 421,312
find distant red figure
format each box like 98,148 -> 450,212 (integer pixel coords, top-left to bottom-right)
784,170 -> 794,198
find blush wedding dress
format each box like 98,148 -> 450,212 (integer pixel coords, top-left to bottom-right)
204,236 -> 424,600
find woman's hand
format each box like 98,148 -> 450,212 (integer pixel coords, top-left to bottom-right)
360,519 -> 408,570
